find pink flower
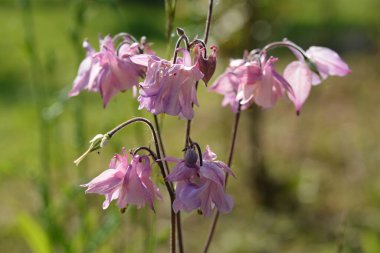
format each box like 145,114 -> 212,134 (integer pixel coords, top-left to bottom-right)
81,149 -> 162,210
69,34 -> 147,107
211,55 -> 292,111
210,59 -> 254,113
284,46 -> 351,114
166,145 -> 234,216
236,56 -> 293,109
133,49 -> 203,119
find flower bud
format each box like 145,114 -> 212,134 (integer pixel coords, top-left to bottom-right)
74,134 -> 108,166
184,148 -> 198,167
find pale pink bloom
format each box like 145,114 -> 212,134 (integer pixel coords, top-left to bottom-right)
306,46 -> 351,84
212,55 -> 292,111
69,40 -> 97,96
210,59 -> 256,113
283,61 -> 312,114
133,49 -> 203,119
284,46 -> 351,114
69,34 -> 147,107
81,149 -> 161,210
166,145 -> 234,216
236,56 -> 293,109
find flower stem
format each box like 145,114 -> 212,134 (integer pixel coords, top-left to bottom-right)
202,103 -> 242,253
183,0 -> 214,148
203,0 -> 214,45
153,115 -> 171,176
260,40 -> 307,60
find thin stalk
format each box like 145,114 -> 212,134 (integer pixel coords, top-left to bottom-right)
202,104 -> 242,253
203,0 -> 214,45
164,0 -> 178,39
152,115 -> 182,252
183,0 -> 214,147
153,115 -> 171,176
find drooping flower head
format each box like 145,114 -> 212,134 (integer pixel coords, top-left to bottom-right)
132,48 -> 203,119
211,40 -> 351,115
166,145 -> 234,216
69,33 -> 150,107
283,42 -> 351,114
81,149 -> 162,211
211,51 -> 293,112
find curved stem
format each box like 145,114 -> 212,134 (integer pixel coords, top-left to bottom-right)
133,146 -> 158,161
173,35 -> 190,63
191,141 -> 203,166
260,41 -> 307,60
202,103 -> 242,253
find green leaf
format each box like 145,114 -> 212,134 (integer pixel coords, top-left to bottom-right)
16,213 -> 52,253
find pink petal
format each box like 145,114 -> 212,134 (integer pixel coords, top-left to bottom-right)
306,46 -> 351,77
284,61 -> 312,114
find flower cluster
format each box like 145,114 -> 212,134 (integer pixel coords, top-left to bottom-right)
69,34 -> 149,107
70,33 -> 217,120
70,31 -> 352,250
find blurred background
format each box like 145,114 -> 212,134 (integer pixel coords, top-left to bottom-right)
1,0 -> 379,252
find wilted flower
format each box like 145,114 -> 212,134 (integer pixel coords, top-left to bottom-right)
284,45 -> 351,114
81,149 -> 162,210
69,33 -> 148,107
166,145 -> 234,216
132,49 -> 203,119
194,45 -> 218,85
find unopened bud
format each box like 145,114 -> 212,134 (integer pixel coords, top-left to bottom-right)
74,134 -> 109,166
184,148 -> 198,167
176,27 -> 185,36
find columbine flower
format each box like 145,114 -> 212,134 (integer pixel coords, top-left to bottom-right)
211,54 -> 292,112
210,59 -> 254,113
284,45 -> 351,114
132,48 -> 203,120
81,149 -> 162,210
69,33 -> 147,107
166,145 -> 234,216
236,55 -> 293,109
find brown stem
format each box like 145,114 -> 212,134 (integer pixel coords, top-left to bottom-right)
203,0 -> 214,44
153,115 -> 171,176
202,104 -> 242,253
